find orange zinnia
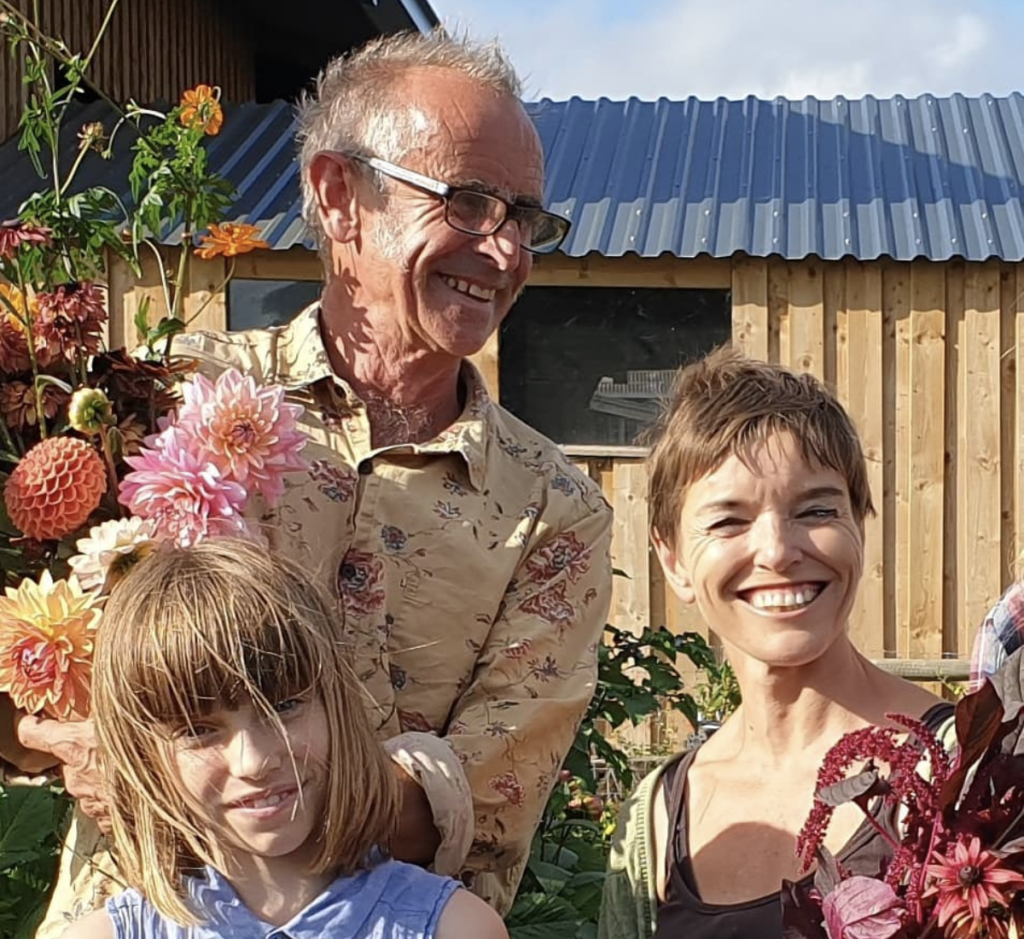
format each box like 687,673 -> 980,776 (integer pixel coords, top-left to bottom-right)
194,223 -> 270,260
0,572 -> 102,719
178,83 -> 223,135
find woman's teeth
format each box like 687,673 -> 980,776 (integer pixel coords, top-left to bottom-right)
441,275 -> 495,301
747,585 -> 822,611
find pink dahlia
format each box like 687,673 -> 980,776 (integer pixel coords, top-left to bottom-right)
118,427 -> 248,547
925,836 -> 1024,930
174,368 -> 308,505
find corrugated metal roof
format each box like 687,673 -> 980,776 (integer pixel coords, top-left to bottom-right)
5,93 -> 1024,262
533,94 -> 1024,262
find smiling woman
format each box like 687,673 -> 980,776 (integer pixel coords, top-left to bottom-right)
598,347 -> 951,939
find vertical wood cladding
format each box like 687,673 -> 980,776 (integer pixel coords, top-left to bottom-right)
0,0 -> 255,142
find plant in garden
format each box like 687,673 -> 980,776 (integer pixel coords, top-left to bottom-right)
0,1 -> 288,927
783,648 -> 1024,939
506,625 -> 739,939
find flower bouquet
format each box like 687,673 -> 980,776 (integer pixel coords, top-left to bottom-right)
0,4 -> 307,723
783,651 -> 1024,939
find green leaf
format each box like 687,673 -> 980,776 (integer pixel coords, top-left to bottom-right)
0,788 -> 55,870
505,893 -> 580,935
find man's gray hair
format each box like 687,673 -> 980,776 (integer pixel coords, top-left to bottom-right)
295,29 -> 524,259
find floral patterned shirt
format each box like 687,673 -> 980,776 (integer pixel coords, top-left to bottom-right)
21,303 -> 613,935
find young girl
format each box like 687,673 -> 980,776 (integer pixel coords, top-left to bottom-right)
61,537 -> 507,939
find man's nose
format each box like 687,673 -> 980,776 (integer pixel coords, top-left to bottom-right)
479,217 -> 524,270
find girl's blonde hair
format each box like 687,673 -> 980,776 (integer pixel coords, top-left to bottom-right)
93,537 -> 400,924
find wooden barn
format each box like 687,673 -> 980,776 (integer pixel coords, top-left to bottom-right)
4,16 -> 1023,728
0,0 -> 438,144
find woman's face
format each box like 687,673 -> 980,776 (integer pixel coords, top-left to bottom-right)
655,431 -> 864,670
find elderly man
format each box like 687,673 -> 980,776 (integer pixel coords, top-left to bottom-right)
3,29 -> 613,935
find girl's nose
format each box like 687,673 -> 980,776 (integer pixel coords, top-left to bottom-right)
225,725 -> 282,780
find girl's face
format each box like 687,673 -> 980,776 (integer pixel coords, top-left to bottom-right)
167,693 -> 331,866
655,431 -> 864,670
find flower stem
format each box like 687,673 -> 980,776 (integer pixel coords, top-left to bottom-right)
97,423 -> 120,507
14,266 -> 46,438
184,257 -> 234,326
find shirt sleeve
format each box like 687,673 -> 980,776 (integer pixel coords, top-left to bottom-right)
442,498 -> 613,887
970,581 -> 1024,690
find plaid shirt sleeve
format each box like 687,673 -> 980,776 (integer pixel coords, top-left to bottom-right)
970,580 -> 1024,690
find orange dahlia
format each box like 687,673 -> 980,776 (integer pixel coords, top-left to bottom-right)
0,571 -> 102,718
178,83 -> 223,135
5,436 -> 107,541
194,223 -> 270,260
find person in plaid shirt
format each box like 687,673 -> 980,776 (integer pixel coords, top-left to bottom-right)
970,580 -> 1024,690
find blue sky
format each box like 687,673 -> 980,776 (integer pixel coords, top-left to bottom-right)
434,0 -> 1024,101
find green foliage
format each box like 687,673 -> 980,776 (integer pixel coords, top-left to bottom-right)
0,785 -> 71,939
510,623 -> 740,937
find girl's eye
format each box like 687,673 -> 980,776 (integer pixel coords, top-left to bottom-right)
170,722 -> 215,747
272,697 -> 303,716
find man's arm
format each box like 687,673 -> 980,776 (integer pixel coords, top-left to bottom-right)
12,715 -> 110,827
442,499 -> 613,898
391,762 -> 441,864
0,696 -> 60,774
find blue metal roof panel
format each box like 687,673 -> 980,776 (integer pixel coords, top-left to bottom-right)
5,93 -> 1024,261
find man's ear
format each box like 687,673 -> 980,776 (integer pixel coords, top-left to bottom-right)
652,529 -> 695,606
308,152 -> 361,244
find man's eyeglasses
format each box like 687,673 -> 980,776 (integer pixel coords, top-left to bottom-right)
348,154 -> 571,255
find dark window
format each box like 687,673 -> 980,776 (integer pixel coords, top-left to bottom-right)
500,287 -> 731,446
227,279 -> 321,331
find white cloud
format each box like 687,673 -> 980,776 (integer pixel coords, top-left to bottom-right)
435,0 -> 1024,101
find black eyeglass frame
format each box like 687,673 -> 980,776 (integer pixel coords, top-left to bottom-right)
346,153 -> 571,255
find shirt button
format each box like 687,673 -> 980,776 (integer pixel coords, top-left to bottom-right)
358,460 -> 373,475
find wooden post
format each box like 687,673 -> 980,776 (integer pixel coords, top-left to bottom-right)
731,255 -> 770,360
960,262 -> 1002,657
842,260 -> 885,657
905,262 -> 946,662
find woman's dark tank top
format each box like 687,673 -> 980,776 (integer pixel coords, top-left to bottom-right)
652,702 -> 953,939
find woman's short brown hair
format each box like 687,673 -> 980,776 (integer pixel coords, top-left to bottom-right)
647,346 -> 875,550
93,537 -> 400,924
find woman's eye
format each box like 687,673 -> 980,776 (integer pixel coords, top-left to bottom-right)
708,517 -> 747,532
800,507 -> 839,520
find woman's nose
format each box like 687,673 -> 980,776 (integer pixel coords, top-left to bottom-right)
750,513 -> 802,570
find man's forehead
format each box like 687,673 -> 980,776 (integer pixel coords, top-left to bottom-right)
388,77 -> 544,199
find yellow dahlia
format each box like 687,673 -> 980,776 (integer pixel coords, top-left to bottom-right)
0,571 -> 102,719
5,436 -> 107,541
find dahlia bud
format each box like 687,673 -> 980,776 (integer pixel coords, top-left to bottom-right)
77,121 -> 107,154
68,387 -> 114,435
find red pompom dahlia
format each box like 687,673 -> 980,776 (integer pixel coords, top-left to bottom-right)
5,436 -> 107,540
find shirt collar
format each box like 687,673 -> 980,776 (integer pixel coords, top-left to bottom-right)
275,303 -> 494,492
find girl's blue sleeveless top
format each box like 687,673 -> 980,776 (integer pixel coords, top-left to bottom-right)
106,859 -> 461,938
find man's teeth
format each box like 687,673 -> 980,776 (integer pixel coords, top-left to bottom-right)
441,275 -> 496,301
748,586 -> 822,611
